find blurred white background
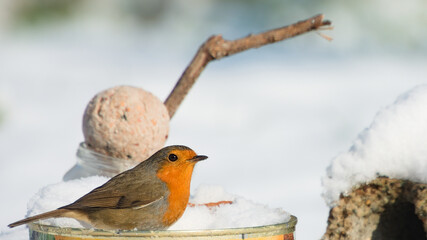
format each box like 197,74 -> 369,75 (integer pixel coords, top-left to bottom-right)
0,1 -> 426,239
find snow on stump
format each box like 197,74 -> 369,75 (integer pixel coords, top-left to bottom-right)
322,177 -> 427,240
322,86 -> 427,240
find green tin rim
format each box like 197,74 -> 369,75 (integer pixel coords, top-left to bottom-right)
29,215 -> 297,239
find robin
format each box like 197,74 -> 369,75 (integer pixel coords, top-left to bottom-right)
8,145 -> 207,230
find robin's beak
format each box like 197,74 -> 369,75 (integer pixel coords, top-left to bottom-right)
189,155 -> 208,162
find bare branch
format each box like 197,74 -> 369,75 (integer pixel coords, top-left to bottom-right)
164,14 -> 332,118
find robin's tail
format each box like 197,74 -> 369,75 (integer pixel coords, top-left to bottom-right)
8,209 -> 68,228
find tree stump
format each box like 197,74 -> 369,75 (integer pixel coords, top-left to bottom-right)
322,177 -> 427,240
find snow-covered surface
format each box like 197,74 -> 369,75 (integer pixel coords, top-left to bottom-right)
25,176 -> 109,228
1,25 -> 427,240
2,55 -> 426,240
322,85 -> 427,206
23,179 -> 289,230
172,185 -> 290,230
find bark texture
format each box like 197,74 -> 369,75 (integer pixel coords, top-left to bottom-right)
322,177 -> 427,240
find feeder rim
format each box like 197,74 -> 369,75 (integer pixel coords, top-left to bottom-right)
29,215 -> 297,238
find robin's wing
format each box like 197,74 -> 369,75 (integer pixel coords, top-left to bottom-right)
61,170 -> 167,210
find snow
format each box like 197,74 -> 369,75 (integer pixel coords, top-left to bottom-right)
25,176 -> 109,228
1,55 -> 427,240
0,228 -> 27,240
322,85 -> 427,206
1,23 -> 427,240
171,185 -> 290,230
14,178 -> 290,230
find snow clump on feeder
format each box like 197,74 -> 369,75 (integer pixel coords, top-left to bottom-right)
26,177 -> 291,230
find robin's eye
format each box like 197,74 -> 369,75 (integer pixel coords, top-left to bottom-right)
168,154 -> 178,162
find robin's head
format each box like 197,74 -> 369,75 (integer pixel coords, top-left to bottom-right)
149,145 -> 207,166
147,145 -> 207,183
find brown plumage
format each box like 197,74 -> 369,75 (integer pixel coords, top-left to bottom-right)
9,145 -> 207,230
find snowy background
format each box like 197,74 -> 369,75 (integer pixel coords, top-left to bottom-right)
1,1 -> 427,240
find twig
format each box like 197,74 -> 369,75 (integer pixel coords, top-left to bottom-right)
188,201 -> 233,209
164,14 -> 332,118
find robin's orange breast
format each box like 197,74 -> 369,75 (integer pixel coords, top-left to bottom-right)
156,161 -> 196,226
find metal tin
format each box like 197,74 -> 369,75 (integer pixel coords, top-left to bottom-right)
29,215 -> 297,240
